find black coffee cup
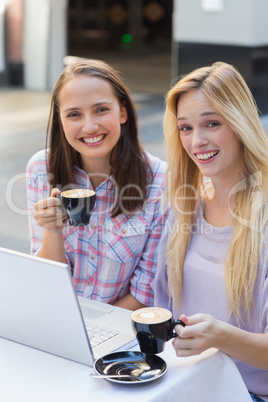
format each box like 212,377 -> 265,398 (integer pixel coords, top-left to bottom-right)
57,189 -> 96,226
131,307 -> 185,355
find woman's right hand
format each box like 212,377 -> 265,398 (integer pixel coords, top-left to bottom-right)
34,188 -> 66,234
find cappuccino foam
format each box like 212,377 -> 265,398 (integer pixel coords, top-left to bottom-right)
131,307 -> 172,324
61,189 -> 95,198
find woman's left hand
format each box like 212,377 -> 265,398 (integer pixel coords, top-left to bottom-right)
172,313 -> 223,357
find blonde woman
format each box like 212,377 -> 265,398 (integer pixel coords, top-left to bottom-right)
154,62 -> 268,401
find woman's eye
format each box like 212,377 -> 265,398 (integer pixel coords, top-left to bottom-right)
179,125 -> 192,132
207,122 -> 219,128
66,112 -> 80,118
96,106 -> 109,113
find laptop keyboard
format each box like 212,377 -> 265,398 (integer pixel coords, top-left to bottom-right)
85,322 -> 119,348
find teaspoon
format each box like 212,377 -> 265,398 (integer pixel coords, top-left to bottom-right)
91,369 -> 162,381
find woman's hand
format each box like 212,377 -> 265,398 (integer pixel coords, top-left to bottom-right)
173,313 -> 268,370
172,313 -> 223,357
34,188 -> 66,234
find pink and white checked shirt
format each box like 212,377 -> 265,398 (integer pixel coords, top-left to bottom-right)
26,149 -> 169,306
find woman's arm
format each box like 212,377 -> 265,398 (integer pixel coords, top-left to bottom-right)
38,229 -> 66,263
173,313 -> 268,370
113,293 -> 146,310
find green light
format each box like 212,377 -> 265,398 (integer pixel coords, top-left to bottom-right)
121,33 -> 133,44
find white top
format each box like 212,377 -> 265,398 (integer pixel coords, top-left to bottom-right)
154,203 -> 268,400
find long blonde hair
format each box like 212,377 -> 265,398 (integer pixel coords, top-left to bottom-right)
164,61 -> 268,322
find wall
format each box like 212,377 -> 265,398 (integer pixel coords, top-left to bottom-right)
6,0 -> 23,63
173,0 -> 268,47
24,0 -> 67,90
5,0 -> 24,85
0,0 -> 5,72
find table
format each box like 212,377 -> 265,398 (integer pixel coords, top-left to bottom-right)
0,337 -> 251,402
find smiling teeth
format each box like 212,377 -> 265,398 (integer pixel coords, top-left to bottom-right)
83,135 -> 104,144
196,151 -> 218,161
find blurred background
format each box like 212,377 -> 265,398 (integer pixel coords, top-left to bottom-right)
1,0 -> 268,254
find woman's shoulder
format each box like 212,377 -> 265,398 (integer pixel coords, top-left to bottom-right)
263,223 -> 268,244
145,151 -> 167,169
26,149 -> 48,171
144,151 -> 167,175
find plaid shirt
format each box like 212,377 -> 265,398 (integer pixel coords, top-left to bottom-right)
26,149 -> 169,306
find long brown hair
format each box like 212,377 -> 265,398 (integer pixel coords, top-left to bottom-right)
46,59 -> 152,217
164,61 -> 268,322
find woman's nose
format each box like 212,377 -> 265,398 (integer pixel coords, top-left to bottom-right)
192,128 -> 208,147
82,115 -> 98,132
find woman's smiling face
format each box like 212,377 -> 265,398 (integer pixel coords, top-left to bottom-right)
59,75 -> 128,169
177,89 -> 243,183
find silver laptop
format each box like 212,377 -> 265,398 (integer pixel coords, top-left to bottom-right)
0,247 -> 137,366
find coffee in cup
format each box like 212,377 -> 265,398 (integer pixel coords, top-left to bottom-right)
57,188 -> 96,226
131,307 -> 185,354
